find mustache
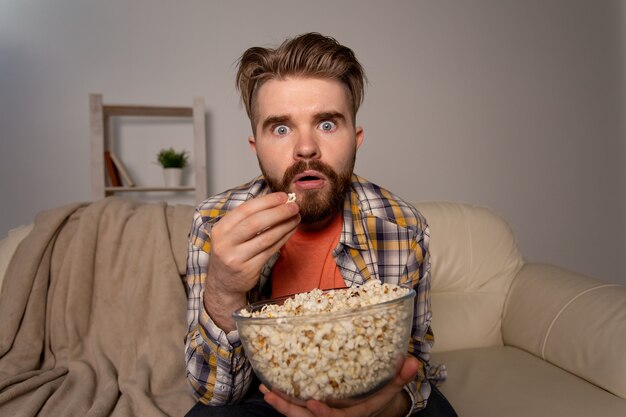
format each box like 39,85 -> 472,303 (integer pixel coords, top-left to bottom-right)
281,160 -> 339,187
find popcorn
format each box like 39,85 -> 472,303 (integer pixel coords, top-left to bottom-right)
236,280 -> 414,402
287,192 -> 297,203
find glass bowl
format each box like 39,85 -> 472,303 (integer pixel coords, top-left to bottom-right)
232,285 -> 415,407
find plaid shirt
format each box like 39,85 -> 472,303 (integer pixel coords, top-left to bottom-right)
185,174 -> 443,413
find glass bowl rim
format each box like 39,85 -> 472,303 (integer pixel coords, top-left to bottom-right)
232,287 -> 416,324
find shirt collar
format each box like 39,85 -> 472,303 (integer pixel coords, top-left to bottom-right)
338,175 -> 369,252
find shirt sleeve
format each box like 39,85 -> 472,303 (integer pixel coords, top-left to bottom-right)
184,209 -> 254,405
404,222 -> 437,414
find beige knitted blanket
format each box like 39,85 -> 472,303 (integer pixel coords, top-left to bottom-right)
0,198 -> 196,416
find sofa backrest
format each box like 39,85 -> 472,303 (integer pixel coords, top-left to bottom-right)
414,202 -> 524,353
2,202 -> 525,355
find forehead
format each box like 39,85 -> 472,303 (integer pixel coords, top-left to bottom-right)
255,77 -> 352,120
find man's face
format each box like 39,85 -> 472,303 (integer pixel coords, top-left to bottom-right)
249,77 -> 364,225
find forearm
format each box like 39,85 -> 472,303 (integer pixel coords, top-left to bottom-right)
186,238 -> 252,403
185,315 -> 253,405
203,274 -> 247,333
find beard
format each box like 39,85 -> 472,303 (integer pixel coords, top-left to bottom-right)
261,157 -> 354,225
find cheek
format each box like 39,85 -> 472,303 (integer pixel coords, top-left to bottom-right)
257,148 -> 290,176
328,145 -> 356,170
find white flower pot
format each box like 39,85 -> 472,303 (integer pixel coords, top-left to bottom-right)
163,168 -> 183,187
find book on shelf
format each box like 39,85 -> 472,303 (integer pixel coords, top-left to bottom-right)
104,151 -> 121,187
108,151 -> 135,187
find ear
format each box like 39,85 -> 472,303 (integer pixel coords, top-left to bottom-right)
248,135 -> 257,154
355,126 -> 364,150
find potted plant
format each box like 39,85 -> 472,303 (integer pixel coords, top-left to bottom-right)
157,147 -> 189,186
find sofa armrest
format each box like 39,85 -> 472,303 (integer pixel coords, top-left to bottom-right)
502,263 -> 626,400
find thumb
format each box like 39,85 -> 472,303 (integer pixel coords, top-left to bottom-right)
389,356 -> 421,390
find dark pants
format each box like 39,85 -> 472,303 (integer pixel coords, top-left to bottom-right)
415,384 -> 458,417
185,381 -> 458,417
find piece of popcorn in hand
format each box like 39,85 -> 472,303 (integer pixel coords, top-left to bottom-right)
287,192 -> 297,203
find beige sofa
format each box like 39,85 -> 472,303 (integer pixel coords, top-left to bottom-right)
416,202 -> 626,417
0,200 -> 625,416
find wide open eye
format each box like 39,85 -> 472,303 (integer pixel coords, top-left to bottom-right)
273,125 -> 291,136
319,121 -> 336,132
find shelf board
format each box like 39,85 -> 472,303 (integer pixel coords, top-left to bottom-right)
103,105 -> 193,118
105,186 -> 195,192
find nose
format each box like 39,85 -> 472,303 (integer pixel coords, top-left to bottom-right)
293,129 -> 320,160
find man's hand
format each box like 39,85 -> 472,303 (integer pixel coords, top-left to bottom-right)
203,192 -> 300,331
260,356 -> 420,417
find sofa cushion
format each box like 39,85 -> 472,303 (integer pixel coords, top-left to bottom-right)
414,202 -> 523,352
503,263 -> 626,400
432,346 -> 626,417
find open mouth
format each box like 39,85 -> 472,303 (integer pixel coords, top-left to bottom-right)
293,171 -> 326,190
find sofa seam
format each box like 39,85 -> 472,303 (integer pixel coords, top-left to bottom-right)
540,283 -> 622,359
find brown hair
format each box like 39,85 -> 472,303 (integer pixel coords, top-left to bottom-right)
236,32 -> 366,131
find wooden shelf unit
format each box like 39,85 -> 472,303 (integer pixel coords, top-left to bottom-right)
90,94 -> 207,203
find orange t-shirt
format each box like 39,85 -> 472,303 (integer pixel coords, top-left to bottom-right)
271,213 -> 345,298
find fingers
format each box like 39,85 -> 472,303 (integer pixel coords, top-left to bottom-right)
260,385 -> 314,417
305,357 -> 421,417
369,356 -> 420,400
209,192 -> 300,278
397,356 -> 421,383
240,211 -> 300,261
219,192 -> 299,243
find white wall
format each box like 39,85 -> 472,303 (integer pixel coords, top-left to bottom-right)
1,0 -> 624,284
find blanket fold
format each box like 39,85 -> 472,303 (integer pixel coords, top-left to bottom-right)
0,197 -> 196,416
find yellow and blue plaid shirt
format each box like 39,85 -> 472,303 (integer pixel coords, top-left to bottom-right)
185,174 -> 443,413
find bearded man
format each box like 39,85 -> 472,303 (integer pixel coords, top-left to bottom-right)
184,32 -> 456,417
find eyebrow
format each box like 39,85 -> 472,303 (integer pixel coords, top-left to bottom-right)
261,115 -> 291,132
314,111 -> 346,124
